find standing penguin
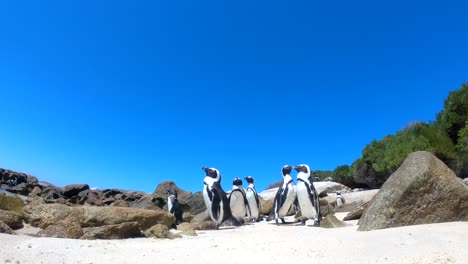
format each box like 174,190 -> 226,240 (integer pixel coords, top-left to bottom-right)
202,167 -> 239,229
294,164 -> 321,226
272,165 -> 297,224
167,189 -> 183,224
229,178 -> 251,223
244,176 -> 261,222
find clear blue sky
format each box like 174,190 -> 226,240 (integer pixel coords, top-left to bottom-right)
0,0 -> 467,193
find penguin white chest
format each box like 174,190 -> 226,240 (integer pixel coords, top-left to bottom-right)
296,181 -> 317,219
246,190 -> 259,218
230,191 -> 247,221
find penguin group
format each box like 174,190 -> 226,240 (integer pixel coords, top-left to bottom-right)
201,164 -> 321,229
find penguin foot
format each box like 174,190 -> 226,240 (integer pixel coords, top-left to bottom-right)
280,218 -> 286,224
314,220 -> 320,227
300,220 -> 306,226
275,218 -> 279,225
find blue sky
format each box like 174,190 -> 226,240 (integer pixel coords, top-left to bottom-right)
0,0 -> 467,193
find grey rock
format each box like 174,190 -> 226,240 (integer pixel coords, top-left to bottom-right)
81,222 -> 142,239
358,151 -> 468,231
63,184 -> 90,198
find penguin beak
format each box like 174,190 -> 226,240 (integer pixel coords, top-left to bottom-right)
202,167 -> 209,174
292,166 -> 298,171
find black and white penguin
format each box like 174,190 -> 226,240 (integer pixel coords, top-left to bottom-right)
244,176 -> 261,222
167,189 -> 183,224
336,192 -> 346,207
229,178 -> 251,223
272,165 -> 297,224
294,164 -> 321,226
202,167 -> 239,229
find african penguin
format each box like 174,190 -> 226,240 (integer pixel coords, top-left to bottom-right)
202,167 -> 239,229
244,176 -> 261,222
167,189 -> 183,224
272,165 -> 297,224
229,178 -> 251,223
336,192 -> 345,207
294,164 -> 321,226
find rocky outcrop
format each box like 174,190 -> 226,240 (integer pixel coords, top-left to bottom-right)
63,184 -> 89,198
0,194 -> 25,213
37,220 -> 83,239
0,220 -> 14,234
358,151 -> 468,231
82,222 -> 142,240
23,203 -> 175,231
0,209 -> 23,229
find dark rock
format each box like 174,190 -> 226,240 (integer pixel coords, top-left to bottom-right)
77,189 -> 104,206
63,184 -> 90,198
38,220 -> 83,239
41,187 -> 63,203
152,181 -> 192,210
6,182 -> 29,195
0,194 -> 24,213
131,193 -> 162,211
27,176 -> 39,185
0,220 -> 14,234
320,214 -> 348,228
81,222 -> 142,239
358,151 -> 468,231
0,209 -> 23,229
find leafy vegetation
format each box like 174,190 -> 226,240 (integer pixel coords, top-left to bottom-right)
329,83 -> 468,188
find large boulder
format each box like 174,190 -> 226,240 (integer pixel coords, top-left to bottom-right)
63,184 -> 90,198
81,206 -> 175,230
0,194 -> 24,213
23,204 -> 176,230
23,203 -> 84,229
37,220 -> 83,239
314,182 -> 351,195
81,222 -> 142,240
358,151 -> 468,231
187,191 -> 206,215
0,209 -> 23,229
152,181 -> 192,211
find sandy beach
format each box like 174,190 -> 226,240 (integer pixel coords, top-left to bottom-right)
1,215 -> 467,264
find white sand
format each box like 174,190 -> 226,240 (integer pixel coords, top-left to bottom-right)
1,219 -> 467,264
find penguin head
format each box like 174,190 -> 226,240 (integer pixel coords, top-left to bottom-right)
244,176 -> 254,184
232,178 -> 243,186
202,167 -> 221,181
294,164 -> 311,175
168,189 -> 178,198
282,165 -> 293,176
